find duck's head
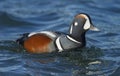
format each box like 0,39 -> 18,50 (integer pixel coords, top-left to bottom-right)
69,13 -> 99,42
69,13 -> 99,36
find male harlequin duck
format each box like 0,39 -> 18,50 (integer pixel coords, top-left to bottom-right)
16,13 -> 99,53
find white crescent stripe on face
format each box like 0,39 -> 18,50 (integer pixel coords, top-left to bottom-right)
28,31 -> 57,38
83,19 -> 90,30
66,35 -> 81,44
55,37 -> 63,52
82,14 -> 91,30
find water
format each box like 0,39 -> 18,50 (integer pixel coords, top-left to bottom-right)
0,0 -> 120,76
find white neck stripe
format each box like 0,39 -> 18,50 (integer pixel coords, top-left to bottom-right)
55,37 -> 63,52
66,35 -> 81,44
70,25 -> 73,34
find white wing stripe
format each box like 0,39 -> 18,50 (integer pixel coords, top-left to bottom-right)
28,31 -> 56,38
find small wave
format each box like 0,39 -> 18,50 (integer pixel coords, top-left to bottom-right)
0,12 -> 34,26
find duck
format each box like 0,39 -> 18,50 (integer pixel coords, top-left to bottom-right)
16,13 -> 99,53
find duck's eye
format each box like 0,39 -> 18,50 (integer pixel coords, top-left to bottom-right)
74,22 -> 78,26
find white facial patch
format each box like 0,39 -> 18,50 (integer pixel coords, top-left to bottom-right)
83,19 -> 91,30
80,14 -> 91,30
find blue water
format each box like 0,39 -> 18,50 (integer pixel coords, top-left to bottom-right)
0,0 -> 120,76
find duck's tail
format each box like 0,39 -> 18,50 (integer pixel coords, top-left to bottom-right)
16,33 -> 29,46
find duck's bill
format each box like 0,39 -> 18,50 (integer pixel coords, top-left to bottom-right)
90,25 -> 100,31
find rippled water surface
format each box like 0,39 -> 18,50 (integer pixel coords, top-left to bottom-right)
0,0 -> 120,76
